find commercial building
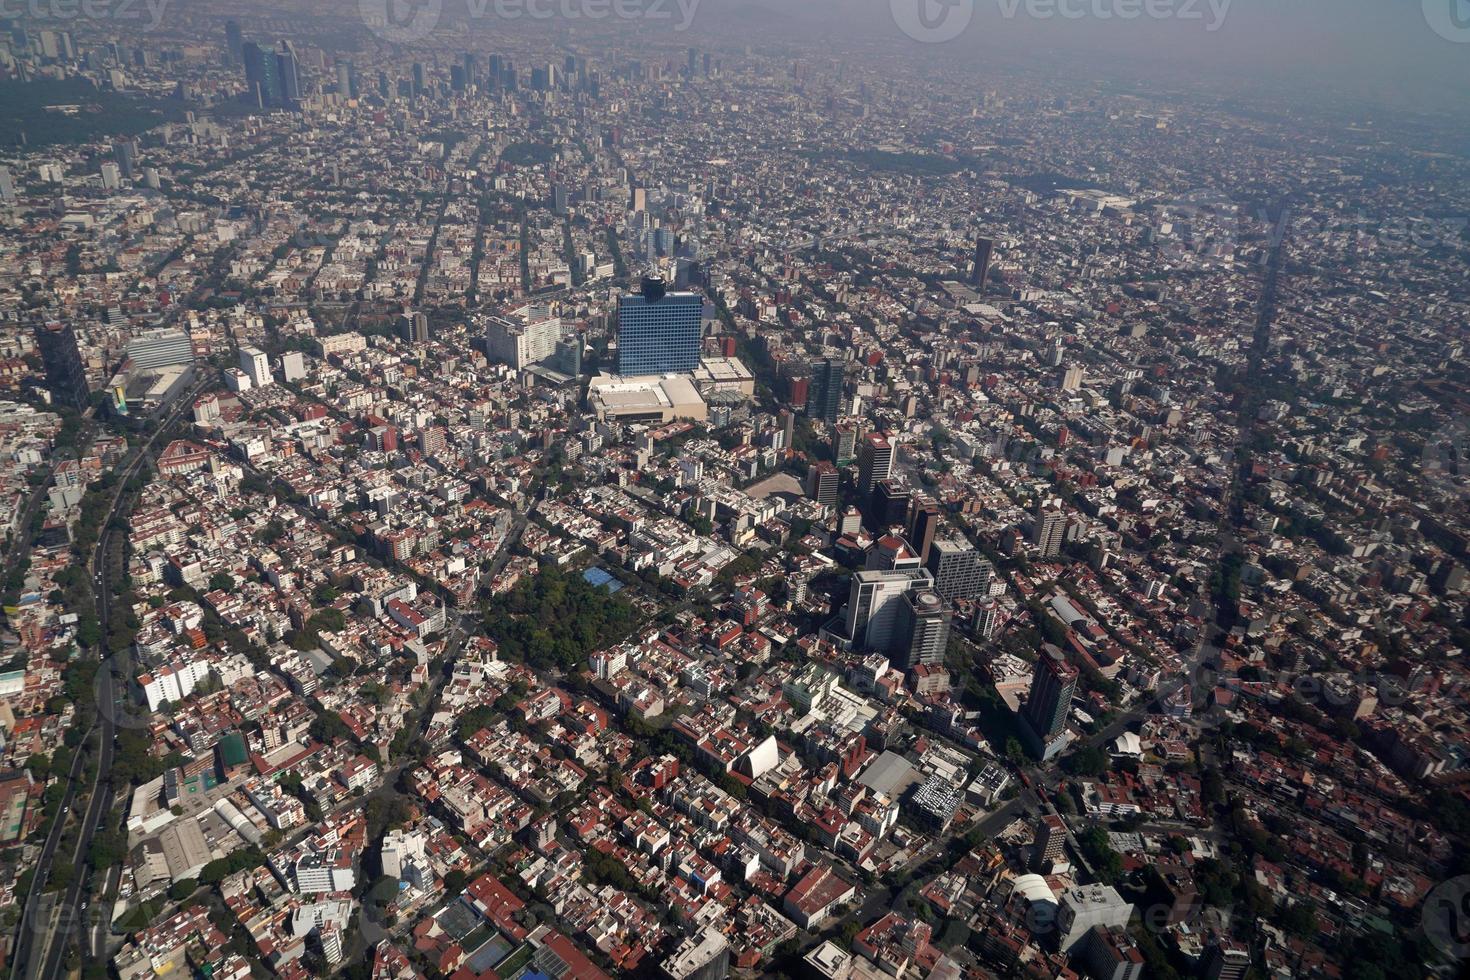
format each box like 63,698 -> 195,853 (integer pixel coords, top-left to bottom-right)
926,537 -> 993,601
123,328 -> 195,371
895,588 -> 949,669
844,568 -> 932,652
484,305 -> 561,369
239,346 -> 273,388
35,322 -> 90,411
587,373 -> 707,424
1020,644 -> 1077,760
1056,884 -> 1133,952
857,432 -> 893,495
617,277 -> 702,376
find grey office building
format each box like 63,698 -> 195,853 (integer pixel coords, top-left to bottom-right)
926,537 -> 992,601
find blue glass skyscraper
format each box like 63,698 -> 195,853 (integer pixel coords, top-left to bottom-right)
617,277 -> 702,376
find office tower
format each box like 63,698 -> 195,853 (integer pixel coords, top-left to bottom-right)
1020,644 -> 1077,758
124,329 -> 194,370
1056,884 -> 1133,953
805,461 -> 838,509
871,480 -> 910,530
844,568 -> 932,652
113,139 -> 137,180
1081,926 -> 1145,980
1033,502 -> 1067,558
377,71 -> 391,100
973,600 -> 999,639
1060,363 -> 1085,392
336,60 -> 354,97
464,52 -> 478,86
0,167 -> 14,204
450,64 -> 466,91
399,311 -> 430,344
411,61 -> 425,97
276,42 -> 300,102
551,338 -> 583,377
34,322 -> 90,412
857,432 -> 893,495
1202,941 -> 1251,980
926,537 -> 991,601
239,346 -> 273,388
969,236 -> 994,288
806,356 -> 843,424
244,41 -> 283,108
485,306 -> 562,370
907,495 -> 940,564
832,421 -> 857,464
1033,814 -> 1068,867
225,20 -> 243,63
100,162 -> 121,189
616,277 -> 702,376
687,47 -> 698,76
896,588 -> 949,669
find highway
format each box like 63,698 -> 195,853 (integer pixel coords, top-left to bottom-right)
13,379 -> 205,980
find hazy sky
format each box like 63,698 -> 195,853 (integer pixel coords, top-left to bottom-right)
692,0 -> 1469,118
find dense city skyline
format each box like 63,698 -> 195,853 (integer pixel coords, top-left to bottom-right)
0,4 -> 1466,980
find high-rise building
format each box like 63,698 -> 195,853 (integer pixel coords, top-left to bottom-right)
844,568 -> 932,652
114,140 -> 136,180
895,588 -> 949,669
1060,363 -> 1085,392
616,277 -> 702,376
34,322 -> 90,411
276,41 -> 300,102
1033,814 -> 1068,867
870,480 -> 910,530
832,421 -> 858,464
806,461 -> 838,509
1020,644 -> 1077,758
857,432 -> 893,495
1202,940 -> 1251,980
970,236 -> 994,288
100,162 -> 121,189
1056,884 -> 1133,953
336,60 -> 354,98
399,311 -> 430,344
1081,925 -> 1145,980
243,41 -> 283,108
907,495 -> 940,564
239,346 -> 273,388
0,166 -> 15,204
225,20 -> 243,63
1033,502 -> 1067,558
484,306 -> 562,370
411,61 -> 425,97
806,357 -> 843,424
926,537 -> 992,601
